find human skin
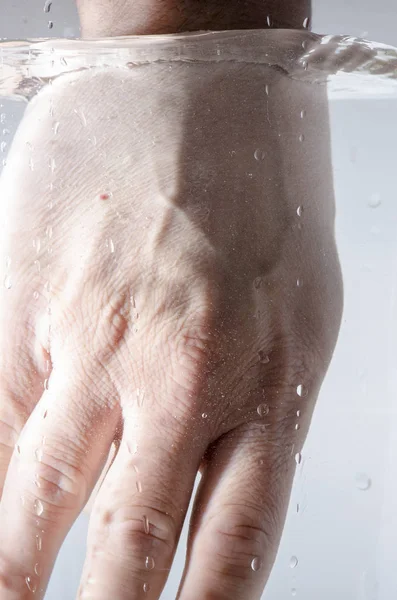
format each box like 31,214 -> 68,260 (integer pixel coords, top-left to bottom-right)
0,2 -> 343,599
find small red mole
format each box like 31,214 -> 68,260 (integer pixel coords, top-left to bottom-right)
99,193 -> 110,201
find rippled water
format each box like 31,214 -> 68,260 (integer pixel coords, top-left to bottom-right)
0,29 -> 397,101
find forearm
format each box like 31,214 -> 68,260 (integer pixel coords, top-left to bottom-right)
76,0 -> 312,37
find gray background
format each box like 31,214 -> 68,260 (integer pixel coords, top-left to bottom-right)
1,1 -> 397,599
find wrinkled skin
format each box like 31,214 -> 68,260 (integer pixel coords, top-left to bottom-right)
0,19 -> 342,600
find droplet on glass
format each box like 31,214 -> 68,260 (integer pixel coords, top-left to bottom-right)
290,555 -> 299,569
368,193 -> 381,208
356,473 -> 371,491
295,452 -> 302,465
145,556 -> 155,570
257,403 -> 270,417
254,148 -> 265,161
35,447 -> 43,462
297,384 -> 308,398
25,576 -> 37,593
143,515 -> 150,534
4,276 -> 11,289
258,350 -> 270,364
297,205 -> 303,217
34,499 -> 44,516
251,556 -> 262,571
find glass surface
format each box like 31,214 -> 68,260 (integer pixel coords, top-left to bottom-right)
0,8 -> 397,600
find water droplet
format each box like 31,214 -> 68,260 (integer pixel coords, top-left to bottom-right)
136,480 -> 143,493
35,260 -> 41,273
266,15 -> 272,27
0,141 -> 7,152
33,291 -> 39,300
265,84 -> 270,96
33,237 -> 41,254
25,576 -> 37,593
35,447 -> 43,462
291,589 -> 297,597
46,226 -> 53,239
300,110 -> 306,119
258,350 -> 270,364
254,277 -> 262,290
254,148 -> 265,161
356,473 -> 371,491
368,193 -> 381,208
4,276 -> 11,289
34,562 -> 41,576
296,410 -> 301,417
2,128 -> 10,135
44,0 -> 52,12
299,134 -> 305,143
143,582 -> 150,593
136,388 -> 145,407
16,444 -> 21,454
303,17 -> 310,28
295,423 -> 300,431
108,238 -> 115,253
297,384 -> 308,398
145,556 -> 155,570
290,556 -> 299,569
5,255 -> 11,268
43,379 -> 49,391
251,556 -> 262,571
36,535 -> 42,551
295,452 -> 302,465
43,410 -> 48,419
34,475 -> 41,488
48,20 -> 54,29
60,57 -> 67,67
34,499 -> 44,516
143,515 -> 150,534
201,412 -> 208,419
296,278 -> 303,288
296,503 -> 300,513
257,403 -> 270,417
0,114 -> 5,124
297,205 -> 303,217
44,281 -> 51,294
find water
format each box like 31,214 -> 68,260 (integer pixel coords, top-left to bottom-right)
0,26 -> 397,600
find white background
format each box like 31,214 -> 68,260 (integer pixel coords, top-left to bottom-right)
1,1 -> 397,598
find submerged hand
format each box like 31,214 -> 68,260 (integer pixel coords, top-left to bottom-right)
0,43 -> 342,600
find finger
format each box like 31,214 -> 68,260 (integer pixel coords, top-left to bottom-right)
77,415 -> 206,600
0,367 -> 119,599
177,422 -> 298,600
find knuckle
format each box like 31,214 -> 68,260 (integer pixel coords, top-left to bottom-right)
98,501 -> 178,562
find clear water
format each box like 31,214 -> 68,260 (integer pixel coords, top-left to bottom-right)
0,28 -> 397,600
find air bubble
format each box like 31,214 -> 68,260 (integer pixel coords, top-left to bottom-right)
145,556 -> 155,570
25,576 -> 37,593
356,473 -> 371,491
34,499 -> 44,516
257,403 -> 270,417
290,556 -> 299,569
254,149 -> 265,161
4,276 -> 11,289
251,556 -> 262,571
297,384 -> 308,398
368,193 -> 381,208
295,452 -> 302,465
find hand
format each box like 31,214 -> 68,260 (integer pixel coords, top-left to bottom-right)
0,36 -> 343,600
